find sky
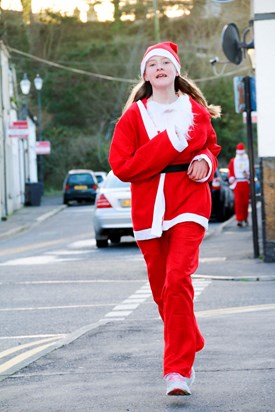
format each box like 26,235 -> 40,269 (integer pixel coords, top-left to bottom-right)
1,0 -> 114,22
1,0 -> 185,21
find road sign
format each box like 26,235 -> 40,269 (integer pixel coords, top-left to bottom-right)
36,141 -> 51,155
8,120 -> 29,139
234,76 -> 256,113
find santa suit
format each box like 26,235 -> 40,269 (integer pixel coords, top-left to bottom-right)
228,153 -> 250,223
109,94 -> 221,378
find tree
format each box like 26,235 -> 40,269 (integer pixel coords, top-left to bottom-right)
20,0 -> 32,24
111,0 -> 122,29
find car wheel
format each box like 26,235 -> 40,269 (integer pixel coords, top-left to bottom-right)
110,235 -> 121,244
63,196 -> 68,205
96,239 -> 108,248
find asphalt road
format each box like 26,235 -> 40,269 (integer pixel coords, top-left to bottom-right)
0,203 -> 274,411
0,204 -> 144,351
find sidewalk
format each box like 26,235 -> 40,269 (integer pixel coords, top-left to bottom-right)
0,195 -> 66,240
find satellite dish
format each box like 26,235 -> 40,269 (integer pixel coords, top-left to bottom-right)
221,23 -> 243,65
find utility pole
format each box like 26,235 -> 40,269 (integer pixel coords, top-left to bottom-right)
153,0 -> 160,42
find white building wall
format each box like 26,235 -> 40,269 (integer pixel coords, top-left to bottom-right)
254,0 -> 275,157
0,41 -> 38,221
1,44 -> 23,214
28,118 -> 38,183
0,42 -> 10,221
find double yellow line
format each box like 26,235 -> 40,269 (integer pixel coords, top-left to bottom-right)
0,335 -> 65,379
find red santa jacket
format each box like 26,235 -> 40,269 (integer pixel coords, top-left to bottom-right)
109,95 -> 221,240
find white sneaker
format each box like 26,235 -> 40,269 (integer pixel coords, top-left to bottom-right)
164,372 -> 192,396
187,367 -> 195,387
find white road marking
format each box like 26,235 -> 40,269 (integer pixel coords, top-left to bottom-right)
45,250 -> 91,255
16,280 -> 145,285
105,311 -> 133,317
0,303 -> 116,312
0,256 -> 79,266
0,279 -> 212,380
70,239 -> 96,248
0,251 -> 142,266
102,279 -> 210,321
0,336 -> 64,360
123,298 -> 148,303
196,303 -> 275,318
0,334 -> 65,340
199,257 -> 227,263
0,341 -> 59,374
113,303 -> 140,310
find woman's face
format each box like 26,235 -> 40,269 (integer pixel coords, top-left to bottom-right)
144,55 -> 177,90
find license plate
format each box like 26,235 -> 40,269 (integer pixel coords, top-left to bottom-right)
74,185 -> 87,190
120,199 -> 131,207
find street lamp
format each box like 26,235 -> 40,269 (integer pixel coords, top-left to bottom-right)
20,73 -> 31,119
33,74 -> 44,186
19,73 -> 31,184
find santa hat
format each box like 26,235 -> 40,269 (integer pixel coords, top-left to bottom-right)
140,42 -> 181,77
236,142 -> 246,154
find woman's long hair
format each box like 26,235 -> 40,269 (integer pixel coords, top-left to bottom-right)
123,75 -> 221,119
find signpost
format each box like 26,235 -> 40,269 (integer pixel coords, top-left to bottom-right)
243,77 -> 259,258
233,76 -> 259,258
35,141 -> 51,155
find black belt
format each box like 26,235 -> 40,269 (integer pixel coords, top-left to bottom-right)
161,163 -> 190,173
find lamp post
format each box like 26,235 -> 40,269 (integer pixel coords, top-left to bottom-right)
33,74 -> 44,187
20,73 -> 31,184
152,0 -> 160,42
20,73 -> 31,119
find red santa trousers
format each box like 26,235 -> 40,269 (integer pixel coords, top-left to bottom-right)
234,181 -> 250,222
137,222 -> 205,378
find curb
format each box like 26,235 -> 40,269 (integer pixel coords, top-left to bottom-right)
193,274 -> 275,282
34,205 -> 67,224
204,214 -> 235,240
0,205 -> 66,240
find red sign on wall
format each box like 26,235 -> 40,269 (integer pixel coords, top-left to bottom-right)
8,120 -> 29,139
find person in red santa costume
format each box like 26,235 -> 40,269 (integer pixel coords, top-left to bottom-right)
228,143 -> 250,227
109,42 -> 221,396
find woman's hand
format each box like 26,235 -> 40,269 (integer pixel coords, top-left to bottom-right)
187,159 -> 209,181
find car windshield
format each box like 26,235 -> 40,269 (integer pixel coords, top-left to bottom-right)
68,173 -> 94,185
104,173 -> 130,189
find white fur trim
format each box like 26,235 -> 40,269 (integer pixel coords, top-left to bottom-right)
136,100 -> 158,139
134,213 -> 208,241
167,125 -> 188,152
141,48 -> 181,76
163,213 -> 208,231
189,154 -> 212,182
151,173 -> 166,237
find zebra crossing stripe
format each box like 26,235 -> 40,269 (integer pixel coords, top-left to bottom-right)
103,279 -> 211,320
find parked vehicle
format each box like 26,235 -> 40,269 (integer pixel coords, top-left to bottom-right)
63,169 -> 98,205
95,171 -> 107,187
93,171 -> 133,248
94,168 -> 233,246
210,168 -> 234,222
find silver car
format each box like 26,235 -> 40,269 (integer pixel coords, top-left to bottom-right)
93,171 -> 133,248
